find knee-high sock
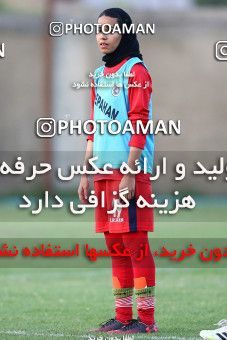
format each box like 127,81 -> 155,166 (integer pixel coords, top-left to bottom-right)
105,232 -> 134,323
122,231 -> 156,324
135,286 -> 155,325
113,286 -> 133,323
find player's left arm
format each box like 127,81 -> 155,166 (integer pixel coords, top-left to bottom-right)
119,63 -> 152,200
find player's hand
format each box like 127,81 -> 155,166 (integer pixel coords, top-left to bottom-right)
118,173 -> 136,202
78,174 -> 89,203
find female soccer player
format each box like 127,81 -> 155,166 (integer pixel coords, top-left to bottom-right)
78,8 -> 157,334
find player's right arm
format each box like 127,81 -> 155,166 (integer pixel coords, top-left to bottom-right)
78,139 -> 93,203
78,80 -> 95,203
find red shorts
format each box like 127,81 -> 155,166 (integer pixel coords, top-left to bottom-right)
94,177 -> 154,233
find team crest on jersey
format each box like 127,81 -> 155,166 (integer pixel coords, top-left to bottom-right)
112,83 -> 121,97
109,198 -> 124,222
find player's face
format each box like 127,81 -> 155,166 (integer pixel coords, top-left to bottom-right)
96,16 -> 122,54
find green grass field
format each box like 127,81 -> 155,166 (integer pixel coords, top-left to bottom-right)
0,204 -> 226,339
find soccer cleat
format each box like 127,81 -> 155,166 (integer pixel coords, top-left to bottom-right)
110,317 -> 158,334
89,318 -> 131,332
200,319 -> 227,340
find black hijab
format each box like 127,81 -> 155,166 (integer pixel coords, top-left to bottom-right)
98,8 -> 143,67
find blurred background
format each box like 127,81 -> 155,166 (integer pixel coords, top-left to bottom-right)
0,1 -> 226,337
0,0 -> 227,211
0,0 -> 227,198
